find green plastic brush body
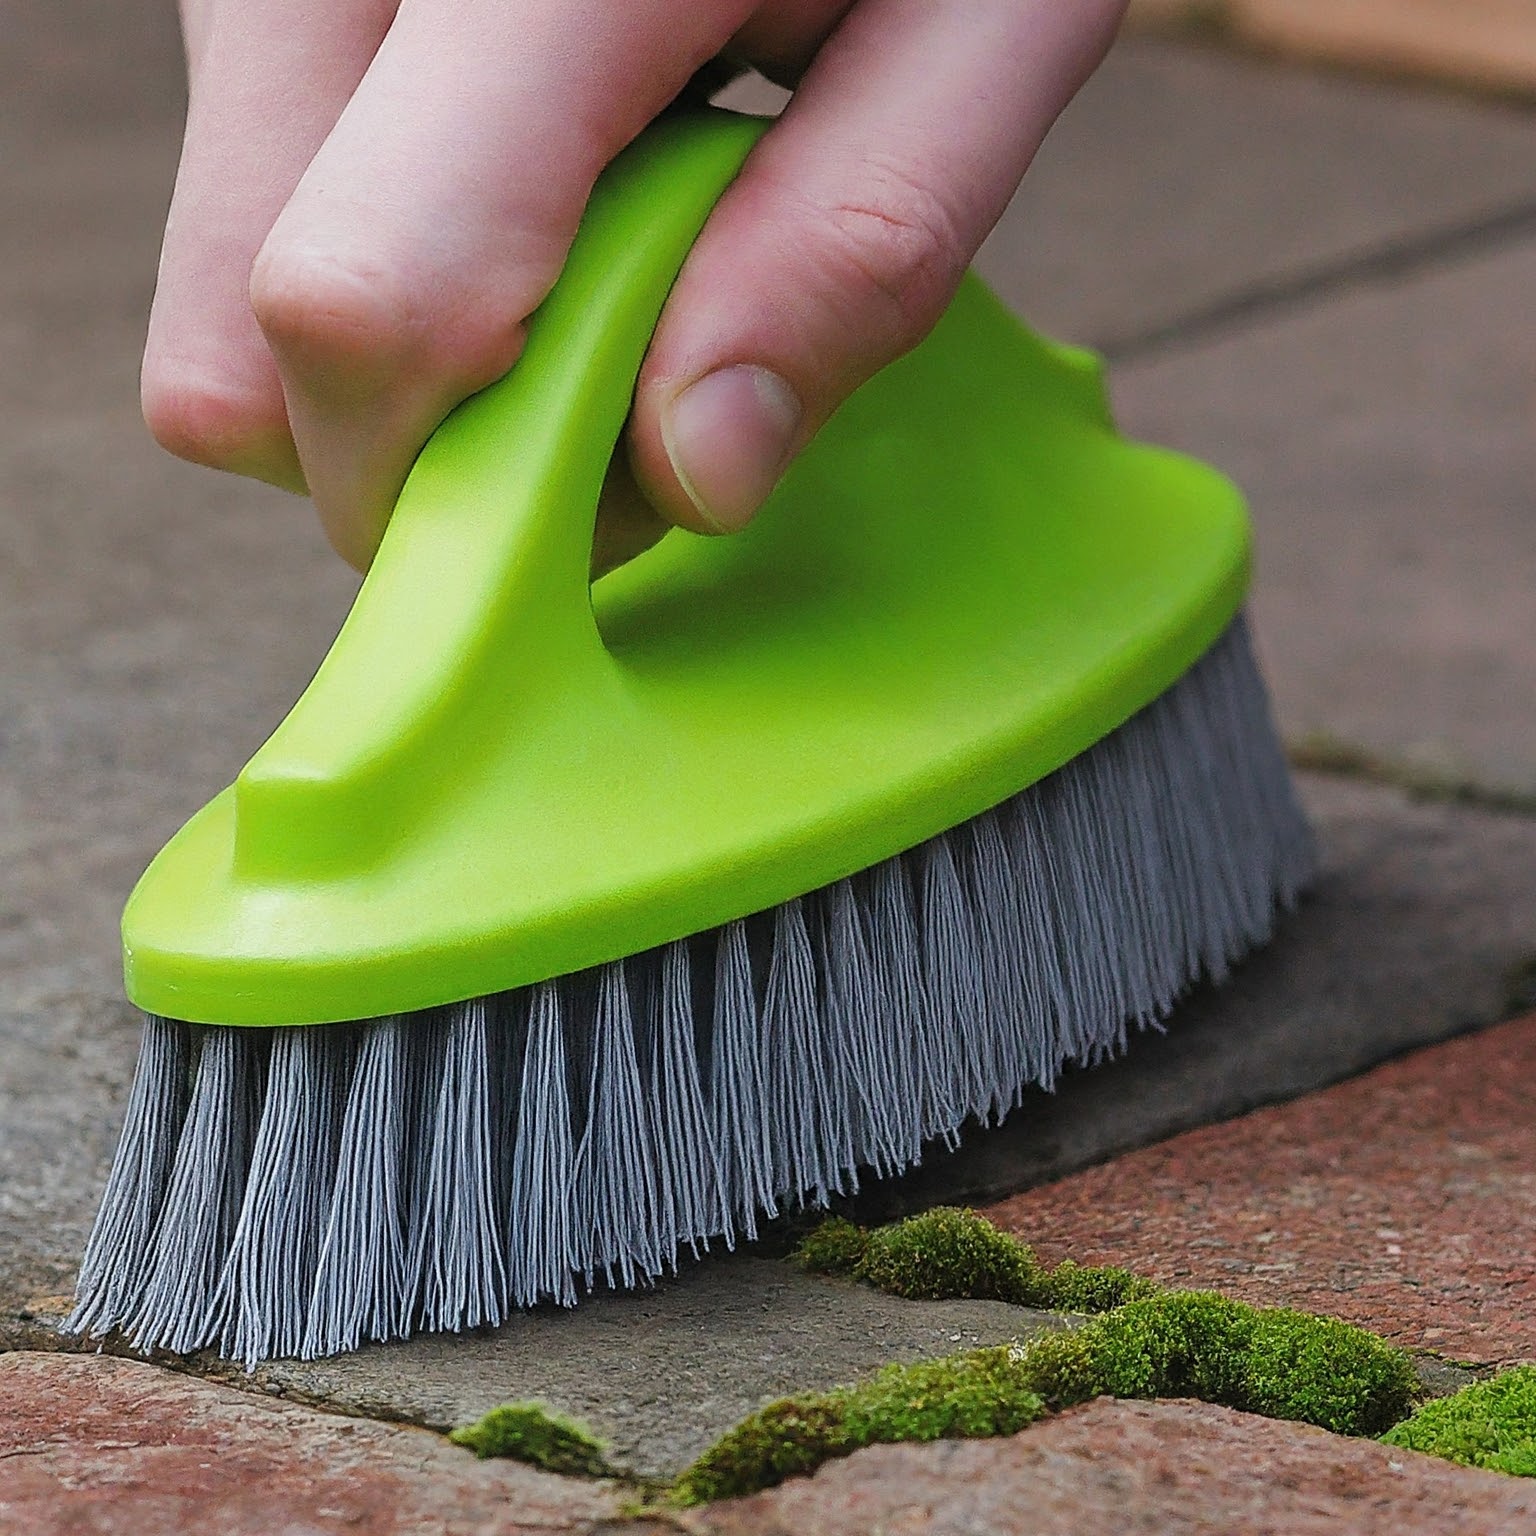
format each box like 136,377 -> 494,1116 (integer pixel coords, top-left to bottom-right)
123,110 -> 1249,1027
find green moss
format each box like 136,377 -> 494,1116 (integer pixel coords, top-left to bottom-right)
1242,1307 -> 1420,1435
674,1345 -> 1045,1505
1039,1258 -> 1161,1313
449,1402 -> 609,1477
796,1208 -> 1153,1314
677,1392 -> 850,1506
681,1213 -> 1423,1504
1015,1291 -> 1418,1436
1382,1367 -> 1536,1476
795,1215 -> 869,1276
852,1208 -> 1044,1302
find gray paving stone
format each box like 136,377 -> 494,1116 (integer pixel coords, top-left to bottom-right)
978,37 -> 1536,348
229,1260 -> 1052,1481
1113,239 -> 1536,801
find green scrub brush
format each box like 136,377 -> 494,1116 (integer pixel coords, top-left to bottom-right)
68,109 -> 1313,1368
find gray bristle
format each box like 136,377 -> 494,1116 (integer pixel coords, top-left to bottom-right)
647,940 -> 727,1262
823,878 -> 897,1179
709,919 -> 775,1241
66,1017 -> 192,1340
413,998 -> 509,1335
125,1027 -> 267,1354
212,1024 -> 352,1367
303,1016 -> 416,1355
865,857 -> 928,1168
764,896 -> 850,1207
508,980 -> 576,1307
575,960 -> 662,1289
917,833 -> 989,1139
68,614 -> 1315,1365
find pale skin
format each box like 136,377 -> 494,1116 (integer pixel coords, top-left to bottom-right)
145,0 -> 1128,573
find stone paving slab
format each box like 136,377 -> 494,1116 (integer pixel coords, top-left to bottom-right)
0,1352 -> 625,1536
12,1358 -> 1535,1536
1114,238 -> 1536,803
673,1398 -> 1536,1536
985,1011 -> 1536,1367
978,35 -> 1536,349
221,1261 -> 1055,1482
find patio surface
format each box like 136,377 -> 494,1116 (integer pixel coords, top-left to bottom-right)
2,2 -> 1534,1531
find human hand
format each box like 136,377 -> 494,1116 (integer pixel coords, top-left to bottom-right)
144,0 -> 1126,572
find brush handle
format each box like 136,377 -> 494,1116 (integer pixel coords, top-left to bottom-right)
231,112 -> 767,881
126,104 -> 1251,1023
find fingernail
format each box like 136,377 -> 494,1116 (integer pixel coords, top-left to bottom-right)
661,365 -> 802,532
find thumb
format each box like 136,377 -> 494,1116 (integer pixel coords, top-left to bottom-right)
628,0 -> 1124,534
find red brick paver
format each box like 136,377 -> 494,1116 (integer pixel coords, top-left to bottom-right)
682,1399 -> 1536,1536
985,1012 -> 1536,1364
0,1353 -> 622,1536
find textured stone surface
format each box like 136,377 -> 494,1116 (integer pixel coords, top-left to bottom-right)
986,1012 -> 1536,1367
219,1260 -> 1056,1482
13,1362 -> 1536,1536
680,1398 -> 1536,1535
1115,239 -> 1536,803
0,1352 -> 623,1536
978,35 -> 1536,350
7,0 -> 1536,1491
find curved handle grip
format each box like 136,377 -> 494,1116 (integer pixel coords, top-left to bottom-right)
233,111 -> 768,880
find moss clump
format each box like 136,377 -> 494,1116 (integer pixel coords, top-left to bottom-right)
1241,1306 -> 1421,1434
674,1345 -> 1045,1505
795,1215 -> 869,1276
795,1208 -> 1158,1314
1038,1258 -> 1160,1313
855,1208 -> 1043,1302
449,1402 -> 609,1477
1016,1291 -> 1418,1436
1381,1366 -> 1536,1476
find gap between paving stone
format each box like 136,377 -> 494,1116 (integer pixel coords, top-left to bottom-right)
223,1266 -> 1062,1485
1099,197 -> 1536,364
975,35 -> 1536,349
1112,237 -> 1536,806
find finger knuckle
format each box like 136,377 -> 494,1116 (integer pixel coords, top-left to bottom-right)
249,239 -> 420,369
140,354 -> 289,475
817,170 -> 966,350
249,236 -> 534,396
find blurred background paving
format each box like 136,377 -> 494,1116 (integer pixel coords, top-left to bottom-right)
2,2 -> 1535,1530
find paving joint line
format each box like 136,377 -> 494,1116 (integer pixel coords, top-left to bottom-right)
1288,739 -> 1536,819
1098,198 -> 1536,363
